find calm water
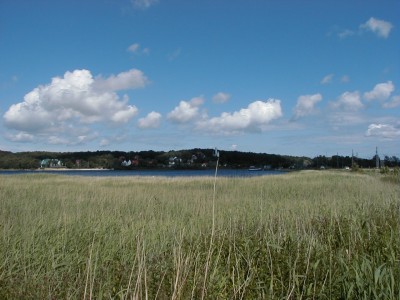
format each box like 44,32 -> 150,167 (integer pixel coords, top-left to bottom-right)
0,169 -> 285,178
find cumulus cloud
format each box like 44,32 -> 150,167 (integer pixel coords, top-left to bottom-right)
360,17 -> 393,38
365,123 -> 400,139
212,92 -> 231,104
138,111 -> 162,129
110,105 -> 139,123
3,69 -> 146,145
197,99 -> 282,134
292,94 -> 322,120
330,91 -> 363,111
321,74 -> 334,85
167,96 -> 205,123
364,81 -> 394,101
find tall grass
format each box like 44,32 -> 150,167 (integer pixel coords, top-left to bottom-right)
0,171 -> 399,299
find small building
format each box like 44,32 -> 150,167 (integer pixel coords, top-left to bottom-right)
40,158 -> 63,168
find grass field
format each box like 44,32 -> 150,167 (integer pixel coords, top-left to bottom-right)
0,170 -> 399,299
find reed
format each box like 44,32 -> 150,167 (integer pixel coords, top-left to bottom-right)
0,171 -> 399,299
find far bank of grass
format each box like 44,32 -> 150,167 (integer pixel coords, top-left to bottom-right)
0,171 -> 399,299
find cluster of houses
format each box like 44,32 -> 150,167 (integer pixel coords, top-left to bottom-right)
40,158 -> 63,168
120,155 -> 140,167
119,152 -> 210,168
168,155 -> 209,168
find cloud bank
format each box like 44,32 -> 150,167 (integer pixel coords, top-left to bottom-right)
3,69 -> 148,144
366,123 -> 400,139
2,64 -> 397,152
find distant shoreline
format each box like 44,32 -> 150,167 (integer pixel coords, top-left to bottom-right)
36,168 -> 111,171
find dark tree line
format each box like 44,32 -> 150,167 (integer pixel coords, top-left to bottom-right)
312,154 -> 400,169
0,149 -> 398,170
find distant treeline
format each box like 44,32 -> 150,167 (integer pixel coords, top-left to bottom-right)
0,149 -> 398,170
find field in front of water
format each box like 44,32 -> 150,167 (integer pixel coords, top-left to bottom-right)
0,171 -> 399,299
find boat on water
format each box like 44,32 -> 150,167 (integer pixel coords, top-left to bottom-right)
248,166 -> 262,171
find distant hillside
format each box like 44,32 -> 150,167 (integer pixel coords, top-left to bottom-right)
0,148 -> 396,170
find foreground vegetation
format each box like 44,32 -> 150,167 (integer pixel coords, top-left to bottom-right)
0,171 -> 399,299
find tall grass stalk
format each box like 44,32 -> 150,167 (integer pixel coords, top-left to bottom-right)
201,149 -> 219,299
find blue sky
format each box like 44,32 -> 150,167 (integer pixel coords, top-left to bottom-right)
0,0 -> 399,158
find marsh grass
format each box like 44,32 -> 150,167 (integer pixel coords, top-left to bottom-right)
0,171 -> 399,299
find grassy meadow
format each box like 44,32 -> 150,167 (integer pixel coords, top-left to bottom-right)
0,170 -> 399,299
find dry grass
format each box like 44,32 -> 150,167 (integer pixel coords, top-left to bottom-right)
0,171 -> 399,299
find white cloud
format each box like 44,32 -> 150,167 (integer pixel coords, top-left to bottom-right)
330,91 -> 363,111
3,69 -> 145,145
167,96 -> 205,123
94,69 -> 149,91
383,95 -> 400,108
360,17 -> 393,38
99,134 -> 129,148
6,132 -> 34,142
329,112 -> 365,128
338,29 -> 355,39
197,99 -> 282,134
364,81 -> 394,101
127,43 -> 140,53
365,123 -> 400,139
337,17 -> 393,40
110,105 -> 139,123
131,0 -> 158,9
99,138 -> 110,147
292,94 -> 322,119
212,92 -> 231,104
321,74 -> 334,84
138,111 -> 162,129
47,135 -> 69,145
127,43 -> 150,55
